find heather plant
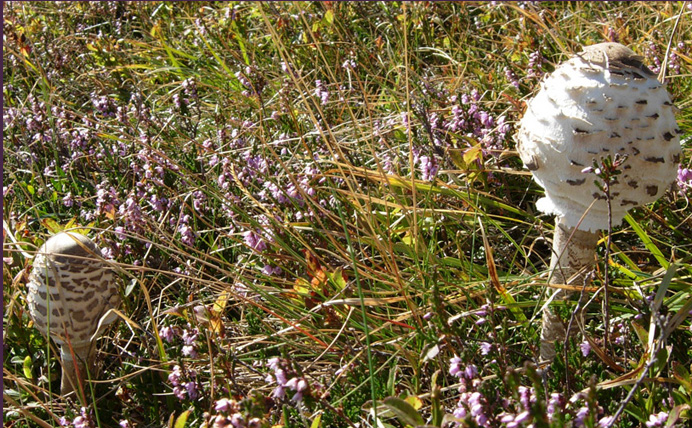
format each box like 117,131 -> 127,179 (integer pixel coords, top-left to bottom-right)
3,2 -> 692,427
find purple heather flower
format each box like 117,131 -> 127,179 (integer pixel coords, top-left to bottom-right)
182,78 -> 198,99
214,398 -> 239,413
267,357 -> 280,370
73,408 -> 94,428
160,326 -> 176,343
547,392 -> 566,421
504,66 -> 520,89
63,192 -> 75,207
173,93 -> 183,110
182,345 -> 198,358
275,368 -> 288,386
281,61 -> 293,76
72,416 -> 91,428
580,340 -> 591,357
185,381 -> 199,400
192,190 -> 206,212
455,391 -> 489,427
449,355 -> 463,377
478,110 -> 493,128
272,384 -> 286,400
599,416 -> 615,427
342,59 -> 357,70
315,80 -> 329,105
101,246 -> 116,260
181,328 -> 199,345
517,386 -> 535,411
173,386 -> 186,401
118,420 -> 132,428
286,377 -> 309,402
575,406 -> 590,427
509,411 -> 530,428
527,50 -> 545,78
645,412 -> 668,427
211,415 -> 232,428
244,230 -> 267,252
168,365 -> 182,386
480,342 -> 492,355
464,364 -> 478,380
262,264 -> 281,276
500,413 -> 515,424
677,167 -> 692,195
178,214 -> 197,246
235,71 -> 252,90
668,52 -> 681,74
453,405 -> 467,419
419,155 -> 439,181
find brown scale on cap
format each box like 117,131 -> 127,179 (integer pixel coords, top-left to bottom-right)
26,232 -> 120,395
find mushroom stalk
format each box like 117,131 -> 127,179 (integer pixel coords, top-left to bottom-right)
540,216 -> 599,362
59,342 -> 95,395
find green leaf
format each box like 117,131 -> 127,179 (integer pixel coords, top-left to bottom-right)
404,395 -> 423,410
630,321 -> 648,348
310,413 -> 322,428
41,218 -> 62,234
327,268 -> 347,290
665,404 -> 691,428
23,355 -> 33,380
382,396 -> 425,426
324,9 -> 334,25
463,145 -> 483,166
173,410 -> 190,428
652,345 -> 671,377
230,21 -> 249,65
671,361 -> 692,392
648,264 -> 676,350
125,278 -> 137,297
624,214 -> 669,269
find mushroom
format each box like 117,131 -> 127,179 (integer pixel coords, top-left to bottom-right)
26,231 -> 120,395
516,43 -> 682,362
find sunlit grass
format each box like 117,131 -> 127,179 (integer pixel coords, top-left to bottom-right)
3,2 -> 692,427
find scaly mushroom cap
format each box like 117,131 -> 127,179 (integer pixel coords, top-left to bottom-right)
26,232 -> 120,355
517,42 -> 682,232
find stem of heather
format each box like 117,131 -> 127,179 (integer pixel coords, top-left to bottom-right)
604,187 -> 613,354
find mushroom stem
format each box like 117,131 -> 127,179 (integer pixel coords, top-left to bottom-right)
540,216 -> 599,362
59,342 -> 94,396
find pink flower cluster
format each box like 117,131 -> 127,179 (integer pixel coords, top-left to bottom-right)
265,357 -> 317,403
207,398 -> 262,428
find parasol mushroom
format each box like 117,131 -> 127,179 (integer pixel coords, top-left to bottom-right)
26,231 -> 121,395
516,42 -> 682,362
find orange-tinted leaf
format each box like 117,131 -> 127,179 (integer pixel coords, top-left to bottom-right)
305,250 -> 323,279
213,290 -> 230,314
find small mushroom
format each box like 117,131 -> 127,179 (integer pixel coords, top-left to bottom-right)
516,43 -> 681,361
26,232 -> 120,395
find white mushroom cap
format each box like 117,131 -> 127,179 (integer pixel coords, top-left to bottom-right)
26,231 -> 120,393
517,42 -> 682,232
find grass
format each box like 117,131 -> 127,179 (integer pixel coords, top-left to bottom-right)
3,2 -> 692,427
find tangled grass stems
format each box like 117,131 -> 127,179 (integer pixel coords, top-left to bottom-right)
3,2 -> 692,427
